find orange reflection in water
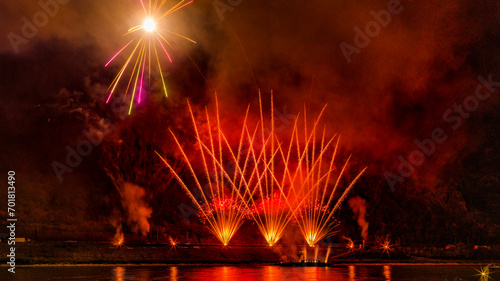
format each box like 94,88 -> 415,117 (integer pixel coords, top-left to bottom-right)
194,265 -> 350,281
170,266 -> 178,281
383,265 -> 392,281
211,266 -> 257,281
349,265 -> 356,281
113,267 -> 124,281
264,265 -> 348,281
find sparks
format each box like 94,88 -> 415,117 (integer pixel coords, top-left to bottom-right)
240,92 -> 308,247
105,0 -> 196,114
112,227 -> 125,249
379,238 -> 395,256
156,95 -> 251,246
476,266 -> 490,281
156,93 -> 366,247
287,105 -> 367,247
239,92 -> 365,247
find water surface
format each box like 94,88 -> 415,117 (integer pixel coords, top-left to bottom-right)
1,264 -> 491,281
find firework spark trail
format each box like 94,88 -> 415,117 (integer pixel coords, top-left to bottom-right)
225,93 -> 365,248
241,92 -> 293,246
156,97 -> 254,245
156,94 -> 295,246
105,0 -> 196,114
157,94 -> 366,246
279,106 -> 367,247
230,92 -> 307,247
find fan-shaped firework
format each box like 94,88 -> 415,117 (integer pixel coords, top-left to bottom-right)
105,0 -> 196,115
239,93 -> 313,246
288,107 -> 366,247
156,97 -> 253,245
157,94 -> 366,246
242,94 -> 366,247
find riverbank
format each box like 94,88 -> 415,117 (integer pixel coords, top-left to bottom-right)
1,242 -> 498,265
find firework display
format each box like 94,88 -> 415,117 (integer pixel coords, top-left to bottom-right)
3,0 -> 498,277
157,94 -> 366,246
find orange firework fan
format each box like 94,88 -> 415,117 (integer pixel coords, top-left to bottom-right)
284,106 -> 366,247
156,96 -> 252,246
157,93 -> 366,247
238,93 -> 313,247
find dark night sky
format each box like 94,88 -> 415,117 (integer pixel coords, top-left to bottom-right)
0,0 -> 498,244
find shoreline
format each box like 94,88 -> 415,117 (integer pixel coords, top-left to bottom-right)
3,241 -> 498,266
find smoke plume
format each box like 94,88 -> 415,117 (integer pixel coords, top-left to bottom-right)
348,196 -> 369,242
121,182 -> 153,237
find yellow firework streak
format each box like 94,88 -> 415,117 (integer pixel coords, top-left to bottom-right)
105,0 -> 196,114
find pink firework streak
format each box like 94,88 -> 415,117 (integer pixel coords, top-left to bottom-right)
103,0 -> 196,114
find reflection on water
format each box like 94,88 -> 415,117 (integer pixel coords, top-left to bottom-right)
384,265 -> 392,281
2,264 -> 489,281
349,265 -> 356,280
170,266 -> 178,281
114,266 -> 124,281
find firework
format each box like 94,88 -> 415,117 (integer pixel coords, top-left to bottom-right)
476,266 -> 490,281
156,96 -> 252,245
324,244 -> 331,263
237,93 -> 305,247
283,106 -> 366,247
168,236 -> 178,246
157,93 -> 366,247
105,0 -> 196,114
379,238 -> 394,256
112,226 -> 125,249
239,93 -> 366,247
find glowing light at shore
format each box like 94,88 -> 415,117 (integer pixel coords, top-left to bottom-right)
113,227 -> 125,249
380,238 -> 395,256
476,266 -> 490,281
105,0 -> 195,115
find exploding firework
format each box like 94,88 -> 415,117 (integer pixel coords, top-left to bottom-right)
346,238 -> 355,251
168,236 -> 178,250
476,266 -> 490,281
105,0 -> 196,114
379,238 -> 395,256
156,96 -> 252,246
